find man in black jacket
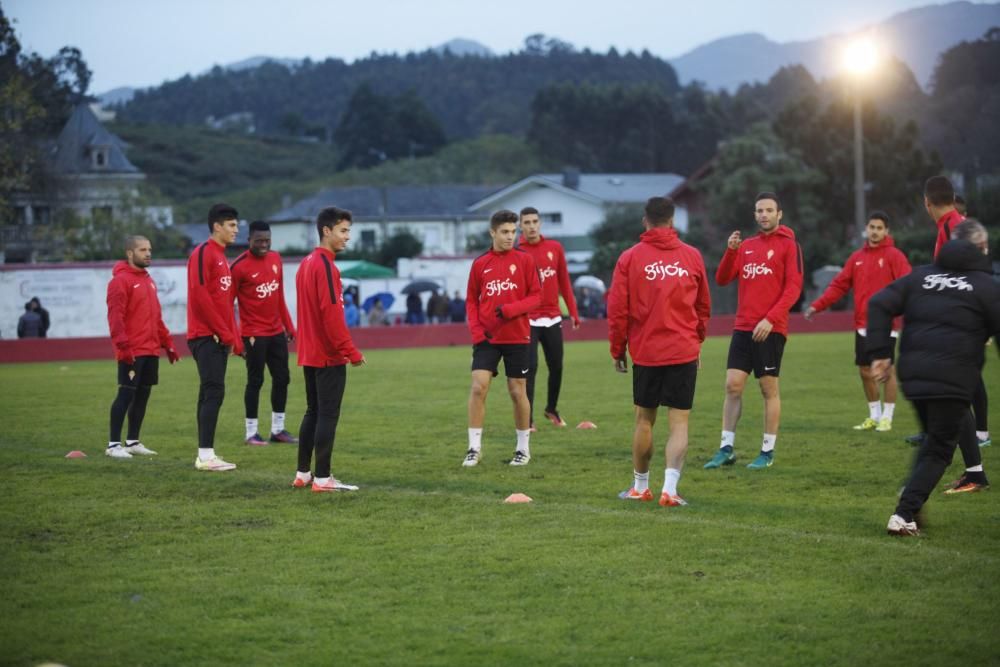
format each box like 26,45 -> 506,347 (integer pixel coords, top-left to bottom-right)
868,220 -> 1000,536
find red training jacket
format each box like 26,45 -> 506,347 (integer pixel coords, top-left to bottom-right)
933,209 -> 964,259
295,247 -> 362,367
106,260 -> 173,361
810,236 -> 911,330
230,250 -> 295,338
466,247 -> 542,345
608,226 -> 711,366
516,235 -> 580,323
186,239 -> 242,354
715,225 -> 803,336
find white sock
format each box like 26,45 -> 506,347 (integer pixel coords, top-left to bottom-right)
882,403 -> 895,420
296,471 -> 312,481
515,429 -> 530,455
663,468 -> 681,495
245,418 -> 258,438
108,441 -> 121,448
633,471 -> 649,492
198,448 -> 216,461
314,476 -> 330,485
977,431 -> 989,441
761,434 -> 776,453
868,402 -> 881,420
468,428 -> 483,452
721,430 -> 735,450
966,464 -> 984,473
272,412 -> 285,434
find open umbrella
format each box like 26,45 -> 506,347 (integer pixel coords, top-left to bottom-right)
362,292 -> 395,313
573,275 -> 606,293
401,280 -> 442,295
340,261 -> 395,279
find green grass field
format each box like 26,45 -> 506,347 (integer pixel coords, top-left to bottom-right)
2,333 -> 998,666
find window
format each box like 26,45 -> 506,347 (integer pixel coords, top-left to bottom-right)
361,230 -> 376,251
424,227 -> 441,250
13,206 -> 26,225
541,212 -> 562,226
32,206 -> 51,225
91,147 -> 110,169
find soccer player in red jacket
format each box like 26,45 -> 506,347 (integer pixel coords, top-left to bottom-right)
187,204 -> 243,472
293,206 -> 365,493
230,221 -> 298,446
105,235 -> 180,459
609,197 -> 711,506
805,211 -> 911,431
516,206 -> 580,429
706,192 -> 803,471
462,209 -> 542,467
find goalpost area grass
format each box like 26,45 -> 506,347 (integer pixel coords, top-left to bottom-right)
1,332 -> 997,666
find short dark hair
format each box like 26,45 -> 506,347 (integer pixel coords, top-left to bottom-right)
644,196 -> 675,226
248,220 -> 270,234
125,234 -> 149,252
491,209 -> 518,229
207,203 -> 239,232
519,206 -> 539,218
755,192 -> 782,210
924,176 -> 955,207
316,206 -> 352,241
868,210 -> 890,226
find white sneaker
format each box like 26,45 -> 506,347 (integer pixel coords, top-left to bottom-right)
194,456 -> 237,471
509,450 -> 531,466
125,442 -> 157,456
886,514 -> 919,536
105,445 -> 132,459
462,448 -> 480,467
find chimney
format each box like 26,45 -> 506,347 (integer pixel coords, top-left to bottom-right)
562,168 -> 580,190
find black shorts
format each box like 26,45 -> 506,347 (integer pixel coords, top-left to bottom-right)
633,361 -> 698,410
855,332 -> 896,366
471,341 -> 530,379
727,330 -> 786,378
117,355 -> 159,387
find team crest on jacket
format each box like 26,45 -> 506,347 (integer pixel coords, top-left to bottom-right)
510,264 -> 517,274
767,249 -> 775,260
547,251 -> 554,261
272,264 -> 278,274
878,258 -> 884,268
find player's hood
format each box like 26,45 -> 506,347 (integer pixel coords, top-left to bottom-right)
639,226 -> 681,250
935,238 -> 992,273
112,260 -> 148,277
758,224 -> 796,241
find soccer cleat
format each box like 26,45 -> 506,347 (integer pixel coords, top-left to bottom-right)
703,447 -> 736,469
194,456 -> 237,472
659,492 -> 688,507
618,487 -> 653,501
886,514 -> 920,536
292,473 -> 313,488
245,433 -> 268,446
979,436 -> 992,448
746,451 -> 774,469
461,448 -> 480,467
904,433 -> 925,446
853,418 -> 877,431
875,417 -> 892,432
269,430 -> 298,444
124,442 -> 157,455
509,450 -> 531,466
105,445 -> 133,459
543,409 -> 567,427
943,473 -> 990,495
311,477 -> 359,493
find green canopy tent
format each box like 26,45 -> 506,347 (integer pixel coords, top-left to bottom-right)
338,260 -> 395,279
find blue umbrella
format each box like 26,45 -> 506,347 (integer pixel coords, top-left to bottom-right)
362,292 -> 395,313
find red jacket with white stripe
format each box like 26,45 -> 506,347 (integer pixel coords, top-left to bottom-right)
466,247 -> 542,345
230,250 -> 295,338
295,247 -> 362,367
715,225 -> 803,336
516,236 -> 579,323
186,239 -> 242,354
810,236 -> 911,330
608,226 -> 711,366
106,261 -> 172,361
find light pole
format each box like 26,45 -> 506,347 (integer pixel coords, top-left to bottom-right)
843,37 -> 879,242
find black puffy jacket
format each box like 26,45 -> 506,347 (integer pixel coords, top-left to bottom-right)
867,239 -> 1000,402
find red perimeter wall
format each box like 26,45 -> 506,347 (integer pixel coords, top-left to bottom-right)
0,312 -> 857,364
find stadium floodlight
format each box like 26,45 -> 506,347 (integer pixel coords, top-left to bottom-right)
842,35 -> 882,242
842,37 -> 880,77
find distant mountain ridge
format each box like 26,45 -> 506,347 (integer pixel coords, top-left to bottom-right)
669,1 -> 1000,90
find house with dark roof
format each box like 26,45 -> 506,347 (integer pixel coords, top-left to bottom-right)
3,104 -> 172,262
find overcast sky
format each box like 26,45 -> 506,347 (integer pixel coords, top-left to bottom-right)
5,0 -> 967,93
